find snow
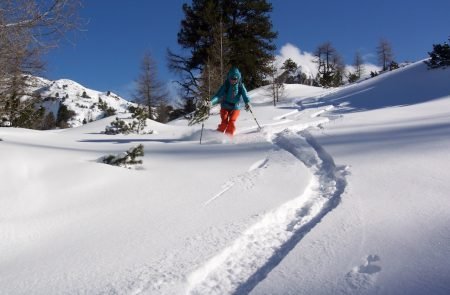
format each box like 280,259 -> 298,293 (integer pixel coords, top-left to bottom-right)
1,60 -> 450,294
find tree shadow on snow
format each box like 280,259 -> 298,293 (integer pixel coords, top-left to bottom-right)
316,121 -> 450,155
78,138 -> 179,144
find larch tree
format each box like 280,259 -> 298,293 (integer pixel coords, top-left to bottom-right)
377,39 -> 394,72
354,51 -> 365,78
134,51 -> 169,120
265,59 -> 285,106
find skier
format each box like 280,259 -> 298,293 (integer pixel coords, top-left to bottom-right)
206,67 -> 251,136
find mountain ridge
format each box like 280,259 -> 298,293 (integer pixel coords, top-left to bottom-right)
28,76 -> 134,128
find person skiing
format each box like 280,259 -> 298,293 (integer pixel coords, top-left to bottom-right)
207,67 -> 251,136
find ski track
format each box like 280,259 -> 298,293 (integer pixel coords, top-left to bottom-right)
185,127 -> 348,295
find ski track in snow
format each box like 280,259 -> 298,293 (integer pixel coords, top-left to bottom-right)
185,126 -> 348,294
103,103 -> 346,295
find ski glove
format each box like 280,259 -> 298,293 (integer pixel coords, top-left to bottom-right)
245,103 -> 251,111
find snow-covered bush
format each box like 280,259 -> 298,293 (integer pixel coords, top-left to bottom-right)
128,105 -> 148,132
104,117 -> 137,135
104,117 -> 153,135
101,144 -> 144,168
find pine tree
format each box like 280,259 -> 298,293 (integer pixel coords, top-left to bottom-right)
281,58 -> 298,84
168,0 -> 277,104
128,105 -> 148,134
425,38 -> 450,69
1,62 -> 42,128
281,58 -> 298,74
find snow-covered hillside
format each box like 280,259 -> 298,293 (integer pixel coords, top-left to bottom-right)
29,76 -> 134,127
1,60 -> 449,295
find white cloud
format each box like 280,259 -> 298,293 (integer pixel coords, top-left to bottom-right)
275,43 -> 317,78
276,43 -> 381,81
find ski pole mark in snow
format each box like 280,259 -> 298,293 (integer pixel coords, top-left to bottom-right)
203,181 -> 235,206
310,105 -> 335,118
345,255 -> 381,293
248,158 -> 269,172
186,129 -> 348,295
272,109 -> 299,121
203,158 -> 269,207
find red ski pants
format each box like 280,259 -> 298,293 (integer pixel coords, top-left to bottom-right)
217,108 -> 240,135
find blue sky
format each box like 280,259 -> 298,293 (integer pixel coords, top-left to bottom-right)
45,0 -> 450,100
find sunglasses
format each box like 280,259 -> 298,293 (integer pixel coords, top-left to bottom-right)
230,77 -> 238,81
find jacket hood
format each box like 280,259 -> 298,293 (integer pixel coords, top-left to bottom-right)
227,67 -> 242,81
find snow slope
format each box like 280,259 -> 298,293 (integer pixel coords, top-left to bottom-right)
1,60 -> 449,294
251,61 -> 450,295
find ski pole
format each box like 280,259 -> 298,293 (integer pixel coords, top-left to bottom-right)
248,107 -> 262,131
200,122 -> 204,144
199,103 -> 211,145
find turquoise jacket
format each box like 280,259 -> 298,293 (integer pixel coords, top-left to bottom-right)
210,67 -> 250,110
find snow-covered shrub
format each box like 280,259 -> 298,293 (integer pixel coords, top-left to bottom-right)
348,72 -> 360,83
101,144 -> 144,168
128,105 -> 147,134
104,117 -> 137,135
104,117 -> 154,135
